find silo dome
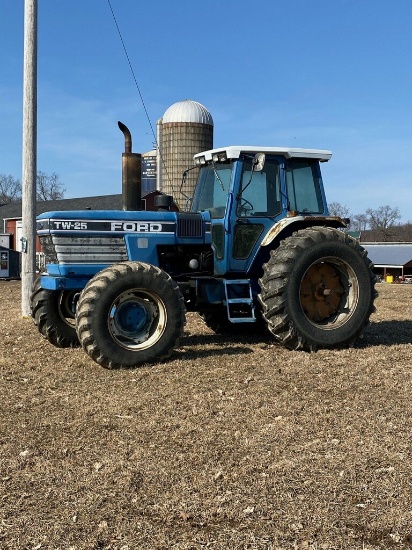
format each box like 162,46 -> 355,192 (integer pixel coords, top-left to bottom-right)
162,99 -> 214,126
157,99 -> 214,207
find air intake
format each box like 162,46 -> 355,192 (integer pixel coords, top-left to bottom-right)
177,213 -> 203,238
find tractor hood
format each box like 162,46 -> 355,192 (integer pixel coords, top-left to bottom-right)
36,210 -> 211,238
37,210 -> 212,285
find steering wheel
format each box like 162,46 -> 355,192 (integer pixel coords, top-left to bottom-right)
238,197 -> 254,216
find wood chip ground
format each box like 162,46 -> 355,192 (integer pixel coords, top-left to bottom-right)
1,281 -> 411,549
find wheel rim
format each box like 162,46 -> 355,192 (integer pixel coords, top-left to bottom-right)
299,257 -> 359,328
58,291 -> 80,327
108,288 -> 167,350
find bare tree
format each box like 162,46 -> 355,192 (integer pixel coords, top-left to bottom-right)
402,222 -> 412,241
366,205 -> 401,241
36,171 -> 65,201
351,213 -> 369,232
0,174 -> 22,204
328,202 -> 351,219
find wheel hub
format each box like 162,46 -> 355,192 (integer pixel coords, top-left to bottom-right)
300,263 -> 344,322
59,290 -> 80,326
108,289 -> 164,348
116,301 -> 154,335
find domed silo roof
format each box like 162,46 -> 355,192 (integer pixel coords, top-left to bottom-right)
158,99 -> 214,207
162,99 -> 213,126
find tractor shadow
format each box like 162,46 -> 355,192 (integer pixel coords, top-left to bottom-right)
362,320 -> 412,347
177,329 -> 273,361
176,320 -> 412,362
178,319 -> 412,360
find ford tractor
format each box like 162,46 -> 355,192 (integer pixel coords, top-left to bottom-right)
31,123 -> 376,369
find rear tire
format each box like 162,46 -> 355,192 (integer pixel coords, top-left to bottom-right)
30,277 -> 80,348
258,227 -> 377,350
76,262 -> 186,369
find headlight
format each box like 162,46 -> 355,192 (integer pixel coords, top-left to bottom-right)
195,156 -> 206,166
212,152 -> 227,163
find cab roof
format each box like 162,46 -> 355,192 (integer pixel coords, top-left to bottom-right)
194,146 -> 332,162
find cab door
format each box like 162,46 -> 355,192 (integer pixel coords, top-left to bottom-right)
228,157 -> 284,273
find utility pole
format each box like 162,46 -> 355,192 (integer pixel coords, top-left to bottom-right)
21,0 -> 37,316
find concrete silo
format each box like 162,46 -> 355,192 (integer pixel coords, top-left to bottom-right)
157,99 -> 213,208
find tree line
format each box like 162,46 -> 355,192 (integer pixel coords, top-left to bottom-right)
1,173 -> 410,242
0,172 -> 65,204
328,202 -> 411,242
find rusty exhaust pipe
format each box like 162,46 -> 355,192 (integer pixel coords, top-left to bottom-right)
118,121 -> 141,211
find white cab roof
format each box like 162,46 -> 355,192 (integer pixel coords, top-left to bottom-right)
194,146 -> 332,162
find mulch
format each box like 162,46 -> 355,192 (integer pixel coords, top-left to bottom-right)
1,281 -> 411,549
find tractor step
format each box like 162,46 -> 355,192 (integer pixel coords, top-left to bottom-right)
224,279 -> 256,323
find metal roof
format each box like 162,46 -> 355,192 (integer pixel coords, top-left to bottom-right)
363,243 -> 412,267
195,146 -> 332,162
1,195 -> 123,231
162,100 -> 213,125
1,191 -> 172,229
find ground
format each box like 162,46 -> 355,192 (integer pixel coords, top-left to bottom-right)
0,281 -> 411,550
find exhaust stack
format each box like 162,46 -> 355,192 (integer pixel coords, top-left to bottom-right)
118,121 -> 141,211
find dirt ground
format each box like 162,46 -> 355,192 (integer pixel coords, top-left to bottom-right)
0,280 -> 411,550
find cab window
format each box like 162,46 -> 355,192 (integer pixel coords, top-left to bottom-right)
191,163 -> 232,218
237,159 -> 281,217
285,160 -> 323,213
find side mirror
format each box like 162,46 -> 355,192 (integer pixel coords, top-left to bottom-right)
253,153 -> 265,172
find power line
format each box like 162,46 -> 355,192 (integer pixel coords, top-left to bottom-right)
106,0 -> 156,144
106,0 -> 174,195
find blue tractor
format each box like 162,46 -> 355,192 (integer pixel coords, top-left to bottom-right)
31,124 -> 376,368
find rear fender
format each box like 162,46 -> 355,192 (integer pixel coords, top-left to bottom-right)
248,215 -> 348,275
261,215 -> 347,247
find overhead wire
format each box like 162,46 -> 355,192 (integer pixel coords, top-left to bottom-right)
106,0 -> 174,194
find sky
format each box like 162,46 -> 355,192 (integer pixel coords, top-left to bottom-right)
1,0 -> 412,222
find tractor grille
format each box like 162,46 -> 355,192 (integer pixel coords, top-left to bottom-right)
177,214 -> 203,238
40,235 -> 127,264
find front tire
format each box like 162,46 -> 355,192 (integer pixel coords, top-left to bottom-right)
76,262 -> 186,369
30,277 -> 80,348
258,227 -> 377,351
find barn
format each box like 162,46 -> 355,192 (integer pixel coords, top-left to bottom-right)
362,242 -> 412,282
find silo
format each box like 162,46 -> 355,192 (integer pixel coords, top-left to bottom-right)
141,149 -> 157,195
157,99 -> 213,208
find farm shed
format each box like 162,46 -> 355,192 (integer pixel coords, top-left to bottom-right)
362,242 -> 412,281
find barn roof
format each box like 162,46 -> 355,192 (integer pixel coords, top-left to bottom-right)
1,195 -> 122,231
363,243 -> 412,267
2,194 -> 122,219
1,192 -> 176,234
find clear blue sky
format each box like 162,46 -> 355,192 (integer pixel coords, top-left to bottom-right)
1,0 -> 411,222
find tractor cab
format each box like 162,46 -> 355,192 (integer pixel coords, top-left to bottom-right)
191,146 -> 332,275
